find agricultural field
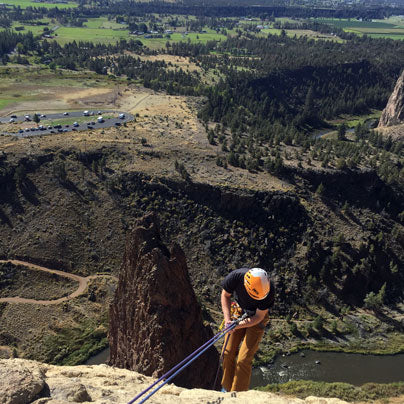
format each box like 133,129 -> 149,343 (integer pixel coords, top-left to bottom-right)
53,26 -> 130,45
4,15 -> 229,47
2,0 -> 76,8
50,25 -> 227,47
11,19 -> 53,36
259,27 -> 342,41
314,17 -> 404,39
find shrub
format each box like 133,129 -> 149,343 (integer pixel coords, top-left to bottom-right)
313,315 -> 324,331
257,380 -> 404,401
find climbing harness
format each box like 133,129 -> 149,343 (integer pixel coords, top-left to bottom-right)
128,313 -> 248,404
218,301 -> 243,330
213,302 -> 244,389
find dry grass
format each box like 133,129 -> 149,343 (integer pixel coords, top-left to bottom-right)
136,54 -> 202,73
0,263 -> 77,300
1,84 -> 291,193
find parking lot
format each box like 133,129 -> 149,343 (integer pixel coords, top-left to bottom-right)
0,110 -> 134,137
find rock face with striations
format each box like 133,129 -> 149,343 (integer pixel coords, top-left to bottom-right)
108,213 -> 220,389
378,69 -> 404,127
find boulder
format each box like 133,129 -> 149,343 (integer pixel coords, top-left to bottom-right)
48,380 -> 91,403
108,213 -> 220,389
0,359 -> 46,404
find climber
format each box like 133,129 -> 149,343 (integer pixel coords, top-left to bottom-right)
220,267 -> 275,392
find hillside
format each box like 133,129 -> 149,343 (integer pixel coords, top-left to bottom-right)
0,91 -> 403,368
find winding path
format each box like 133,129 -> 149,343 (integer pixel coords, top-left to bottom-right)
0,259 -> 117,305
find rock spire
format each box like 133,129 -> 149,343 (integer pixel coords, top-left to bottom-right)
378,69 -> 404,127
108,213 -> 219,389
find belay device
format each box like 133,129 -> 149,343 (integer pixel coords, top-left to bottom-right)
128,313 -> 248,404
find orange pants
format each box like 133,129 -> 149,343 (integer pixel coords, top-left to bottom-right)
221,315 -> 269,392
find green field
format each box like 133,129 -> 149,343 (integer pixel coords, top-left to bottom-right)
11,20 -> 53,36
2,0 -> 76,8
5,17 -> 129,44
49,20 -> 227,46
54,26 -> 130,45
314,18 -> 404,40
84,17 -> 127,30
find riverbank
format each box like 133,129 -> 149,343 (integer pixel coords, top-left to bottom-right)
253,304 -> 404,370
251,350 -> 404,386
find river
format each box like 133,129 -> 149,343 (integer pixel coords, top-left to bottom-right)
85,347 -> 111,366
86,347 -> 404,388
250,350 -> 404,387
313,118 -> 378,139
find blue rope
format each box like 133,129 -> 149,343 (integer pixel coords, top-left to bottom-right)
127,322 -> 235,404
128,317 -> 245,404
136,321 -> 239,404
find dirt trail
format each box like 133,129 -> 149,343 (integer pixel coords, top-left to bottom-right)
0,259 -> 116,305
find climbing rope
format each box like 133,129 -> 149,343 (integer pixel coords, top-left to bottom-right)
128,313 -> 248,404
212,332 -> 230,390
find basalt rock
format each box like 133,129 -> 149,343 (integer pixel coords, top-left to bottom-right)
378,69 -> 404,127
0,359 -> 352,404
108,213 -> 220,389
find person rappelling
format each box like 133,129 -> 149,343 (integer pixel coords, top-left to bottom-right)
220,267 -> 275,392
127,267 -> 274,404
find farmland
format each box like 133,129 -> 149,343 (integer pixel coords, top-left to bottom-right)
3,15 -> 229,47
53,26 -> 130,46
314,17 -> 404,39
2,0 -> 76,8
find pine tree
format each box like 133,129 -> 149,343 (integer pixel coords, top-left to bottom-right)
316,182 -> 325,195
338,124 -> 346,141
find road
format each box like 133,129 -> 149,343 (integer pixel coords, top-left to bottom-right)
0,259 -> 117,305
0,110 -> 134,138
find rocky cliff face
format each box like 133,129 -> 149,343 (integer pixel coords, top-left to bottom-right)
378,69 -> 404,127
108,213 -> 219,389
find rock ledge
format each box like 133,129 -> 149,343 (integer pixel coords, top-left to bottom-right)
0,358 -> 350,404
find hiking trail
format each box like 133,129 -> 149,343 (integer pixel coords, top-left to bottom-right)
0,259 -> 117,305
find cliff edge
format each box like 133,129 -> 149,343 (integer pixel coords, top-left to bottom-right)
0,358 -> 350,404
